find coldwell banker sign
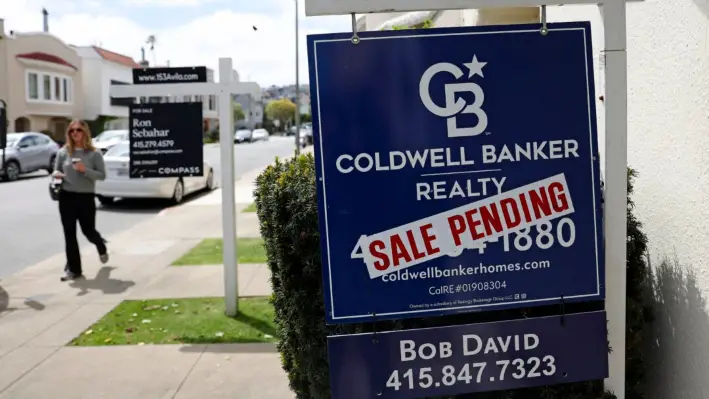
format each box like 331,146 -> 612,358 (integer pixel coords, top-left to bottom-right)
129,102 -> 204,178
307,22 -> 604,324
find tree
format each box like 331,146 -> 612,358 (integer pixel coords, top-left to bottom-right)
233,103 -> 245,122
265,98 -> 296,130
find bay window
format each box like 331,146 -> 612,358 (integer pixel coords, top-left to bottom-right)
26,70 -> 73,104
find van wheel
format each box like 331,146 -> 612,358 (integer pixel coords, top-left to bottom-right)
205,169 -> 215,191
172,179 -> 185,204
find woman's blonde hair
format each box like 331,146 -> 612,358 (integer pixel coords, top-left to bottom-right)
65,119 -> 96,155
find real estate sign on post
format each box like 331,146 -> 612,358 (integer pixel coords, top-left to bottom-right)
307,22 -> 605,325
128,102 -> 204,178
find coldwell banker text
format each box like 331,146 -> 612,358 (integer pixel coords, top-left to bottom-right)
334,140 -> 579,201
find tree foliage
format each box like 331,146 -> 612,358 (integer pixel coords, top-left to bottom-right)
233,102 -> 246,121
265,98 -> 296,127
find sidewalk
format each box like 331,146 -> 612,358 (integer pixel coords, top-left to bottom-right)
0,166 -> 294,398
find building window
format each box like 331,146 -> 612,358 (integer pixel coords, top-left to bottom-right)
26,70 -> 73,104
208,95 -> 216,110
63,78 -> 71,102
109,80 -> 134,107
53,77 -> 61,100
27,73 -> 38,99
42,75 -> 51,100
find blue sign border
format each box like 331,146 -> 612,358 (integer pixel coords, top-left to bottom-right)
307,22 -> 604,324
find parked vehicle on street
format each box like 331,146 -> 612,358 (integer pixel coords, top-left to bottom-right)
95,141 -> 215,205
234,129 -> 252,143
301,125 -> 314,145
252,128 -> 270,142
0,132 -> 60,182
93,129 -> 129,154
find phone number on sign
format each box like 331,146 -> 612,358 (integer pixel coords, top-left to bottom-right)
132,140 -> 174,149
386,356 -> 556,392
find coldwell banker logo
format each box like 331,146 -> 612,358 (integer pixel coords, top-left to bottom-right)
419,55 -> 488,138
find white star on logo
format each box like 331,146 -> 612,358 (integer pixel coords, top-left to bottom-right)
464,55 -> 487,78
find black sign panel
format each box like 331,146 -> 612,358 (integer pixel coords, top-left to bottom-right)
129,102 -> 203,178
132,66 -> 208,84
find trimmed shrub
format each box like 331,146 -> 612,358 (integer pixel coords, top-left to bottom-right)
255,153 -> 650,399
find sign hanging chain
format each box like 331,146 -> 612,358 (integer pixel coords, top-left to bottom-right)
540,5 -> 548,35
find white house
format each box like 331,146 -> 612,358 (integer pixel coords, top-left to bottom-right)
74,46 -> 141,131
364,2 -> 709,397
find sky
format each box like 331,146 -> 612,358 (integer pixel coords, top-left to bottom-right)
0,0 -> 352,86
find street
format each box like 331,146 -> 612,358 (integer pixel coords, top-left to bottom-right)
0,136 -> 296,278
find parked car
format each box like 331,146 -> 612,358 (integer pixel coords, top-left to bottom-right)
252,128 -> 270,141
93,129 -> 129,154
234,129 -> 252,143
95,141 -> 215,205
301,125 -> 314,145
0,132 -> 60,182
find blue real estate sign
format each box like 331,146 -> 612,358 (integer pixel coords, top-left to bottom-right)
307,22 -> 604,324
328,311 -> 609,398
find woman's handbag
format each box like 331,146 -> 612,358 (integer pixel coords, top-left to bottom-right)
49,175 -> 63,201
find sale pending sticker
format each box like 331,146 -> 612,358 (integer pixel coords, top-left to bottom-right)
307,22 -> 604,324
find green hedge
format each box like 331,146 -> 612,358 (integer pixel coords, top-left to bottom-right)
254,153 -> 651,399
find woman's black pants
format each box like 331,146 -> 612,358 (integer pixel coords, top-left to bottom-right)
59,190 -> 106,275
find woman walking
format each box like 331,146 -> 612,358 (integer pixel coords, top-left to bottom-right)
53,120 -> 109,281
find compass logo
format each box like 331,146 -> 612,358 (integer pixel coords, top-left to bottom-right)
419,55 -> 488,138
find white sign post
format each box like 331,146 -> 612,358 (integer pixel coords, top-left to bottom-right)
304,0 -> 634,397
110,58 -> 261,317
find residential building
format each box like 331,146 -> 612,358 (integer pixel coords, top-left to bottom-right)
0,18 -> 84,140
367,4 -> 708,396
233,93 -> 263,130
74,45 -> 141,131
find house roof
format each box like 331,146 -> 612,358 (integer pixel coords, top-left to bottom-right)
16,52 -> 78,70
93,46 -> 142,68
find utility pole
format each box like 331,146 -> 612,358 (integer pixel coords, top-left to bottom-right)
294,0 -> 301,155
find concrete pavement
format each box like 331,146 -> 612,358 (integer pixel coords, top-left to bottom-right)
0,162 -> 295,398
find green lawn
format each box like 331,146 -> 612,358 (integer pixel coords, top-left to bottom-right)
242,203 -> 257,212
70,297 -> 277,346
172,238 -> 267,265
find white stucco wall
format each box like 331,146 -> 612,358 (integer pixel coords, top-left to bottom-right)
549,3 -> 709,395
76,46 -> 133,121
101,61 -> 132,119
369,3 -> 709,395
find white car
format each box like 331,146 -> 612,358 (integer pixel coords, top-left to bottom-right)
95,141 -> 215,205
251,128 -> 270,141
234,129 -> 252,143
93,130 -> 129,154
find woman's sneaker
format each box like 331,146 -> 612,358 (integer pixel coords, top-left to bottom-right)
60,270 -> 84,281
100,253 -> 109,264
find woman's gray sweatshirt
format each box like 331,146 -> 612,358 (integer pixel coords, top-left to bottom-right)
54,147 -> 106,193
